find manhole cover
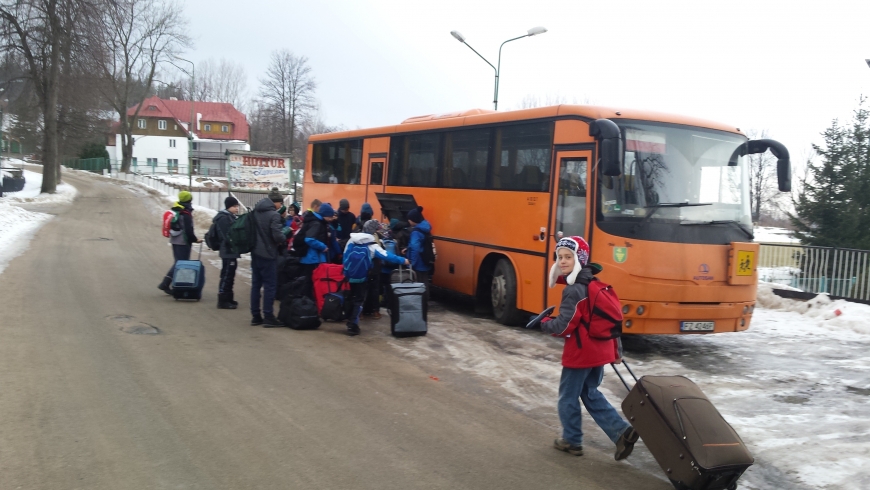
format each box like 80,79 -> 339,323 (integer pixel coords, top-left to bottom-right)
107,314 -> 159,335
121,324 -> 160,335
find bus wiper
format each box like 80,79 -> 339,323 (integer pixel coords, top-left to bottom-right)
680,219 -> 754,239
631,202 -> 712,234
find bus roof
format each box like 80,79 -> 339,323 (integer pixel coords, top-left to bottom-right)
308,105 -> 743,142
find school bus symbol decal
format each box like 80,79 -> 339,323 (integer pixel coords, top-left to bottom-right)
736,251 -> 755,276
614,247 -> 627,263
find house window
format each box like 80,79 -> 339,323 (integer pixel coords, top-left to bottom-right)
168,159 -> 179,167
132,157 -> 137,167
158,120 -> 167,130
137,119 -> 146,129
221,125 -> 229,133
192,142 -> 198,150
147,158 -> 157,166
169,139 -> 176,148
204,124 -> 211,131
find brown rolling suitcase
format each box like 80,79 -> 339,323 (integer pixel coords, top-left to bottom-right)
611,363 -> 753,490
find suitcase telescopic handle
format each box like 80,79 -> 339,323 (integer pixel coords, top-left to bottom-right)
610,360 -> 639,393
197,241 -> 203,261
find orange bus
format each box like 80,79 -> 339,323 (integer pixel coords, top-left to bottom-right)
305,105 -> 791,334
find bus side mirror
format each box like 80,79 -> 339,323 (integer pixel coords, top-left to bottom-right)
589,119 -> 623,177
728,138 -> 791,192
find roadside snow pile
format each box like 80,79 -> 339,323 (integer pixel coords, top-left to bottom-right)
144,174 -> 226,189
757,282 -> 870,335
754,226 -> 799,243
0,203 -> 52,275
0,169 -> 77,204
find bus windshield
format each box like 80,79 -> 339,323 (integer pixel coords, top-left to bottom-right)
597,122 -> 752,244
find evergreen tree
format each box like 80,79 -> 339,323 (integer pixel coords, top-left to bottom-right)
792,98 -> 870,249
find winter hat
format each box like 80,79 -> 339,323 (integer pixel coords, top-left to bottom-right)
177,190 -> 193,203
268,187 -> 283,202
363,219 -> 380,235
407,206 -> 424,224
379,222 -> 393,240
548,236 -> 591,287
339,199 -> 350,211
318,203 -> 336,218
360,203 -> 374,217
289,202 -> 300,214
224,196 -> 239,209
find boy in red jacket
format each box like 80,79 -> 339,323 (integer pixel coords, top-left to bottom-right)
537,236 -> 638,460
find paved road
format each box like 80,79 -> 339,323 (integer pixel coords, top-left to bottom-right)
0,171 -> 669,489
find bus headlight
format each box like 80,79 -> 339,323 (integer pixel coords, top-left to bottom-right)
743,306 -> 749,314
636,305 -> 645,315
622,305 -> 630,314
740,318 -> 746,327
625,320 -> 633,328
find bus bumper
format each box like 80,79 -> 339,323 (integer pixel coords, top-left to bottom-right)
620,301 -> 756,334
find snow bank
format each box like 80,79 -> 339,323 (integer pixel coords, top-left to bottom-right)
0,170 -> 78,276
144,174 -> 226,189
754,226 -> 799,244
757,282 -> 870,336
0,203 -> 53,275
0,169 -> 77,205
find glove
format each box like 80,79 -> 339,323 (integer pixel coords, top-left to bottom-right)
541,317 -> 553,324
526,315 -> 552,329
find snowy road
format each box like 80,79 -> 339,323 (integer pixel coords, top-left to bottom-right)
390,285 -> 870,489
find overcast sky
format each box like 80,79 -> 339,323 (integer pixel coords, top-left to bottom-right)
184,0 -> 870,164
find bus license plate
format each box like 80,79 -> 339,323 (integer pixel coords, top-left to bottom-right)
680,321 -> 714,332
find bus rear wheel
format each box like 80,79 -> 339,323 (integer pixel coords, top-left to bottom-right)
491,258 -> 522,326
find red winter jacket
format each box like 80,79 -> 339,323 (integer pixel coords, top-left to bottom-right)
540,267 -> 619,369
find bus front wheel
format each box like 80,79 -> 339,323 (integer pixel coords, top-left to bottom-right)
491,259 -> 522,326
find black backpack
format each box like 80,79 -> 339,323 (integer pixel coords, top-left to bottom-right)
204,217 -> 222,251
420,231 -> 437,269
321,291 -> 347,321
280,296 -> 321,330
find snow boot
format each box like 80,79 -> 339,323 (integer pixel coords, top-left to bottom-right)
229,292 -> 238,307
251,314 -> 263,326
262,315 -> 284,328
158,276 -> 172,295
217,293 -> 236,309
346,324 -> 360,336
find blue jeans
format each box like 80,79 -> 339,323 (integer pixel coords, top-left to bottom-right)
250,255 -> 277,317
558,365 -> 630,446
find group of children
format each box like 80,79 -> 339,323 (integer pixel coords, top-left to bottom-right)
160,191 -> 637,462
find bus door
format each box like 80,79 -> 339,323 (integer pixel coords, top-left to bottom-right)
546,150 -> 592,305
365,155 -> 387,213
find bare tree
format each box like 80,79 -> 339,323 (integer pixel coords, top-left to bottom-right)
745,129 -> 779,223
190,58 -> 247,109
0,0 -> 89,192
258,49 -> 316,170
88,0 -> 189,173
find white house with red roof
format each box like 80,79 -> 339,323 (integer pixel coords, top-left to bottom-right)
107,96 -> 250,176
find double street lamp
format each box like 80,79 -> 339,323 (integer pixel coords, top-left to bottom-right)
450,26 -> 548,110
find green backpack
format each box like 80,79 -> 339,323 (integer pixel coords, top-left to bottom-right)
227,211 -> 258,255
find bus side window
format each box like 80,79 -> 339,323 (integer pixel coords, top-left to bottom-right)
370,162 -> 383,185
556,158 -> 587,238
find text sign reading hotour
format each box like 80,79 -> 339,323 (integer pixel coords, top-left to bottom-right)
227,151 -> 293,192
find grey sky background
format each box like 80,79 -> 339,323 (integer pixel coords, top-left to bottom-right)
184,0 -> 870,165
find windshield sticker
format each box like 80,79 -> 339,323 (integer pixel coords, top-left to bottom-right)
614,247 -> 627,263
605,200 -> 617,205
626,129 -> 666,154
622,209 -> 635,215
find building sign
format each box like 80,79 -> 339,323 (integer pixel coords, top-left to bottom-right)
226,150 -> 293,192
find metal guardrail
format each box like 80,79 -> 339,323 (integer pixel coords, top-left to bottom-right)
758,243 -> 870,301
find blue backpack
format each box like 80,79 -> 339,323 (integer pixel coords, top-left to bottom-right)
343,241 -> 373,281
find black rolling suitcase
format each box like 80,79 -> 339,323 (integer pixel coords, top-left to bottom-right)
612,362 -> 753,490
387,265 -> 427,337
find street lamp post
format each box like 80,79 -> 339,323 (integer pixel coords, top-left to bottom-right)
450,26 -> 547,110
171,56 -> 196,189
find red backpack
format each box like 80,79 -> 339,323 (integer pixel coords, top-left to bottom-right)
162,210 -> 176,237
578,278 -> 624,340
